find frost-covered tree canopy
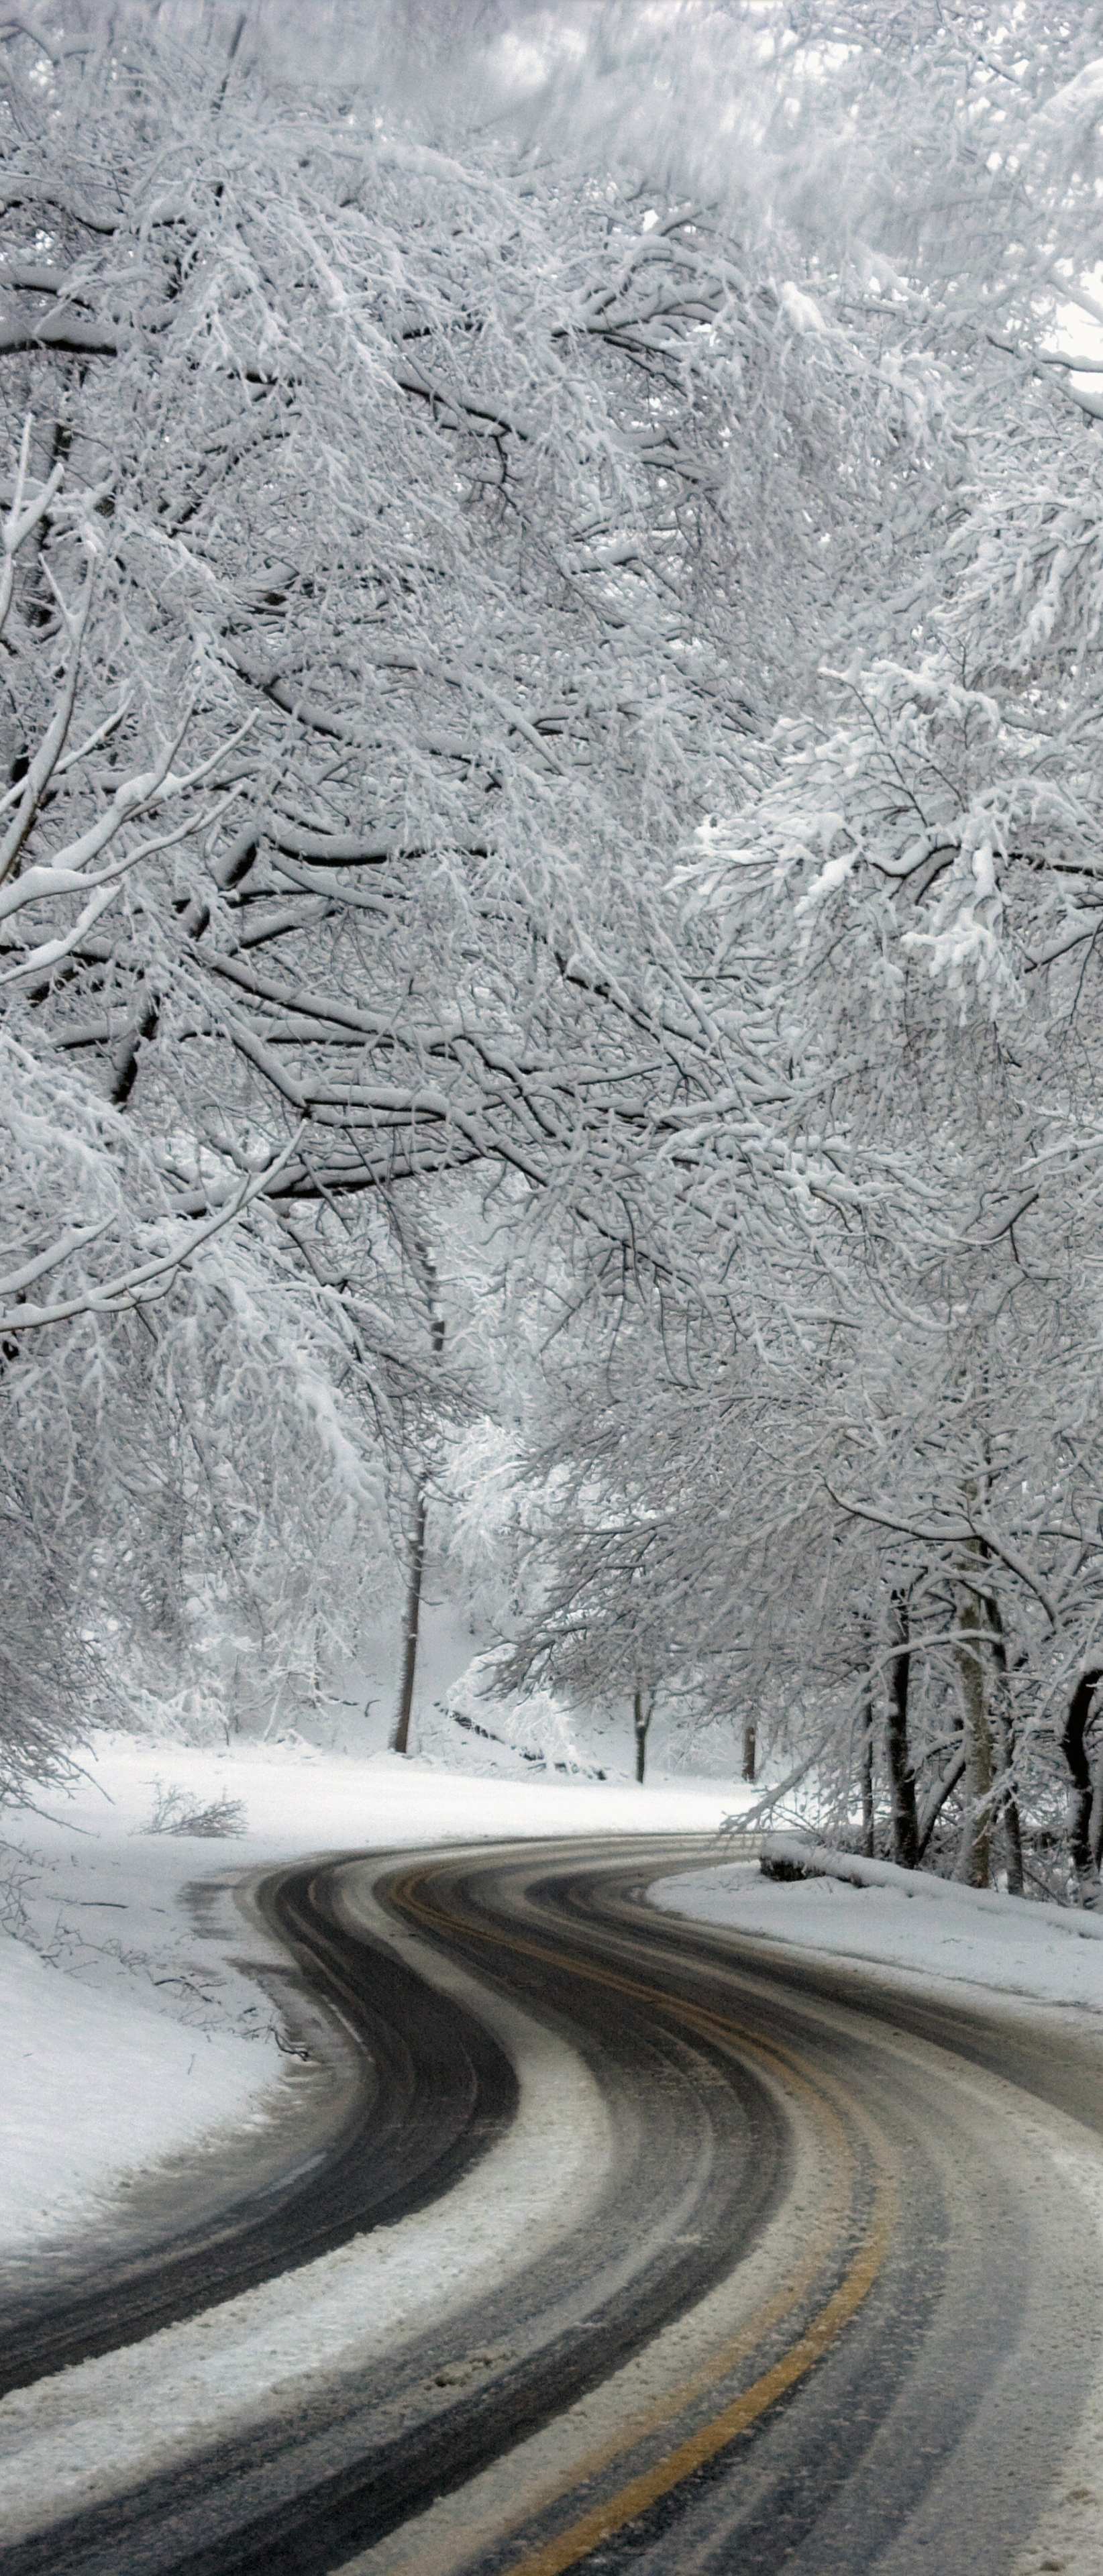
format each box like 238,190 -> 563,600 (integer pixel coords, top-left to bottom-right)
5,0 -> 1103,1891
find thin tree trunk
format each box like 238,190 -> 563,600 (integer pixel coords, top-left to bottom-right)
1090,1738 -> 1103,1874
634,1687 -> 653,1785
742,1721 -> 757,1784
982,1587 -> 1023,1896
390,1483 -> 428,1758
390,1253 -> 445,1760
886,1591 -> 918,1869
109,992 -> 159,1108
1061,1668 -> 1103,1897
953,1584 -> 993,1888
916,1739 -> 968,1860
860,1688 -> 874,1858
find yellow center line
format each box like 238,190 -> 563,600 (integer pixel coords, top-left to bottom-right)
379,1865 -> 899,2576
503,2166 -> 896,2576
390,1867 -> 817,2072
388,1864 -> 881,2141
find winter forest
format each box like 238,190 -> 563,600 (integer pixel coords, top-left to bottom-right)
6,0 -> 1103,1900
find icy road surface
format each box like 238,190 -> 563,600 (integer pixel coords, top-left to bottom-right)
2,1838 -> 1103,2576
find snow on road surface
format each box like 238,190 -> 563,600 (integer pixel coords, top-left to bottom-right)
6,1756 -> 1103,2571
7,1737 -> 1103,2258
0,1860 -> 617,2548
653,1847 -> 1103,2576
2,1729 -> 747,2252
8,1737 -> 1103,2257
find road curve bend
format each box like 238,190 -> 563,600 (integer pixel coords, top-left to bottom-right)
1,1834 -> 1102,2576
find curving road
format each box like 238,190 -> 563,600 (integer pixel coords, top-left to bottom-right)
3,1834 -> 1103,2576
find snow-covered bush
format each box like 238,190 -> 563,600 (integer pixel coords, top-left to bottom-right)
0,1033 -> 402,1755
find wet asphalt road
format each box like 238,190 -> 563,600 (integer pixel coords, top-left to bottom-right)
3,1834 -> 1102,2576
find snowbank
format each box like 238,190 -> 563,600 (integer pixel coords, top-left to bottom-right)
649,1841 -> 1103,2011
2,1730 -> 747,2251
0,1886 -> 617,2547
757,1832 -> 1103,1931
3,1935 -> 280,2251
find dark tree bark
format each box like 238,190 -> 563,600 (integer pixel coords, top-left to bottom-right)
917,1739 -> 968,1860
1091,1741 -> 1103,1874
886,1590 -> 919,1869
108,994 -> 159,1109
390,1285 -> 445,1759
742,1721 -> 757,1784
860,1688 -> 875,1858
953,1583 -> 993,1888
1061,1669 -> 1103,1884
633,1687 -> 654,1784
982,1585 -> 1024,1897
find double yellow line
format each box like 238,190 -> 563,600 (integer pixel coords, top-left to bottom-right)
505,2184 -> 894,2576
387,1863 -> 899,2576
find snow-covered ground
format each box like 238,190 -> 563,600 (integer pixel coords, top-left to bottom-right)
0,1860 -> 621,2548
9,1733 -> 1103,2266
7,1749 -> 1103,2569
650,1848 -> 1103,2012
2,1728 -> 745,2252
307,1564 -> 745,1783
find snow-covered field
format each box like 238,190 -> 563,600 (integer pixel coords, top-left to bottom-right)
650,1850 -> 1103,2011
2,1728 -> 745,2252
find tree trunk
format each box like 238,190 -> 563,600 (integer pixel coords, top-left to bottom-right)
634,1688 -> 653,1785
1061,1668 -> 1103,1898
982,1587 -> 1023,1896
390,1260 -> 445,1761
953,1584 -> 993,1888
390,1483 -> 428,1758
917,1740 -> 968,1861
886,1591 -> 918,1869
742,1721 -> 757,1784
860,1688 -> 874,1858
1090,1737 -> 1103,1875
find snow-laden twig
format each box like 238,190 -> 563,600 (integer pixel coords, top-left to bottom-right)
0,1128 -> 306,1334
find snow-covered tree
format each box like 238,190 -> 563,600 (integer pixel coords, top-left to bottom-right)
11,0 -> 1103,1890
0,9 -> 843,1228
657,0 -> 1103,1888
0,3 -> 897,1771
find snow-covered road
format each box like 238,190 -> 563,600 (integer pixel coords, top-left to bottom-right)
1,1731 -> 746,2253
4,1836 -> 1103,2576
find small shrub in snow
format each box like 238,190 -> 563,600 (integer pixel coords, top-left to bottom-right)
0,1841 -> 38,1942
144,1783 -> 247,1839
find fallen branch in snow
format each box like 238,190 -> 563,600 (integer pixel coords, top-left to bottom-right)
270,2025 -> 311,2061
758,1834 -> 1103,1937
715,1733 -> 835,1837
443,1707 -> 609,1780
143,1781 -> 247,1838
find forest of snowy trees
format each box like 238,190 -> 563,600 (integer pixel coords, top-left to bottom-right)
5,0 -> 1103,1898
